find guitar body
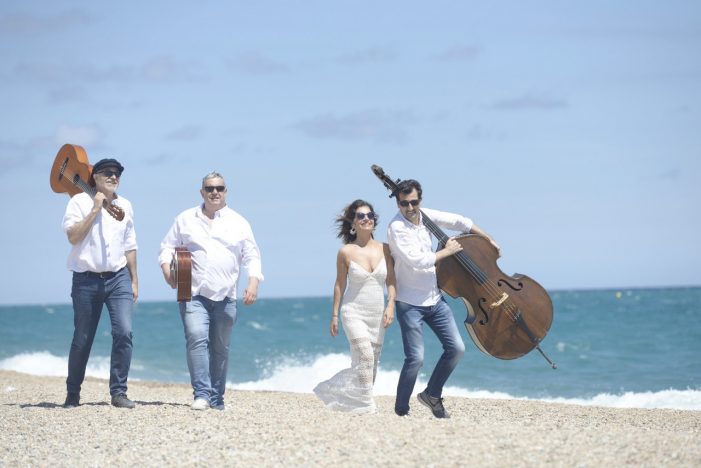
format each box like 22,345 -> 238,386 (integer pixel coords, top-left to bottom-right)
171,247 -> 192,302
50,144 -> 91,197
49,143 -> 125,221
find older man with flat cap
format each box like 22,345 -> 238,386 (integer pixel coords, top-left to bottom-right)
61,158 -> 139,409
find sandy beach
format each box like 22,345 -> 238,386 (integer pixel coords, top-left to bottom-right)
1,370 -> 699,467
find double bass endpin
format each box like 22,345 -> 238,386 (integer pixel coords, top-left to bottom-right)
536,345 -> 557,369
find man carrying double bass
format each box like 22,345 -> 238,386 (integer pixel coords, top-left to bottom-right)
62,158 -> 138,409
388,179 -> 499,418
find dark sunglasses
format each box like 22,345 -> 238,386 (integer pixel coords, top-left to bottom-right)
203,185 -> 226,193
398,199 -> 420,207
97,169 -> 121,178
355,211 -> 376,221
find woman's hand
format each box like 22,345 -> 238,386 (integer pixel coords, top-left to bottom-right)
330,316 -> 339,337
382,305 -> 394,328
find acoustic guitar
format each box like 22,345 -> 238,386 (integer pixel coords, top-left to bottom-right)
170,247 -> 192,302
49,144 -> 125,221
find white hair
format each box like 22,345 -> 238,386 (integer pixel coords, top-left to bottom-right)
201,171 -> 226,188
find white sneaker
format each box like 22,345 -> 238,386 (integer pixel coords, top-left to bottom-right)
191,398 -> 209,410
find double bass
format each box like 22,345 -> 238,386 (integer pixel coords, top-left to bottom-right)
372,165 -> 556,369
49,143 -> 125,221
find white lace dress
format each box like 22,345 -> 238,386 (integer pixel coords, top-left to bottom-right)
314,260 -> 387,414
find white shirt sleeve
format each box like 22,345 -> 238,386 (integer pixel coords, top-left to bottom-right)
239,222 -> 264,281
62,195 -> 85,233
422,207 -> 473,233
158,218 -> 180,266
122,200 -> 138,251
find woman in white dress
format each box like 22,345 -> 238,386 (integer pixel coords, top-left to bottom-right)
314,200 -> 396,414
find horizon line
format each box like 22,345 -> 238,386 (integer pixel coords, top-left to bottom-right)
1,284 -> 699,308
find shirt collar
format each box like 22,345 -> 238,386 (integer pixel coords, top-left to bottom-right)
197,204 -> 229,220
397,210 -> 423,229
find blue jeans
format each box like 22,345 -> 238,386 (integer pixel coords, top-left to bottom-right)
395,298 -> 465,413
179,295 -> 237,406
67,267 -> 134,396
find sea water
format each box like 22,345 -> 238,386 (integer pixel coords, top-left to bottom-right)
1,287 -> 699,410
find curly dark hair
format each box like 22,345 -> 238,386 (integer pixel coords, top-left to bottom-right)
335,199 -> 378,244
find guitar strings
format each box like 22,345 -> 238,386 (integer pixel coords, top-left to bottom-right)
62,167 -> 96,197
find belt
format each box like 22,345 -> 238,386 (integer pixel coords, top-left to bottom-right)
80,267 -> 124,279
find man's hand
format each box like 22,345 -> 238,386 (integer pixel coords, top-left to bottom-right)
93,192 -> 106,211
131,280 -> 139,302
160,263 -> 176,289
435,237 -> 464,264
443,237 -> 463,255
243,278 -> 259,305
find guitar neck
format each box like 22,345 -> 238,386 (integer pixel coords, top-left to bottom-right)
73,176 -> 96,197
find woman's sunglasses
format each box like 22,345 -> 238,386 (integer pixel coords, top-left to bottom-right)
355,212 -> 376,221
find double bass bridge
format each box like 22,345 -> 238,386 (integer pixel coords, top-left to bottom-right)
477,292 -> 511,326
490,292 -> 509,309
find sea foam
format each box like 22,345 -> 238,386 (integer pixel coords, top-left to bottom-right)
231,353 -> 701,411
0,351 -> 110,379
2,351 -> 699,411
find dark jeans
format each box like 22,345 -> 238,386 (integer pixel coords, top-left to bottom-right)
67,267 -> 134,396
395,298 -> 465,413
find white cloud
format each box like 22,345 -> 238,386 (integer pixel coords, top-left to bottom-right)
433,46 -> 480,62
291,109 -> 418,144
491,95 -> 568,111
227,52 -> 289,75
336,48 -> 398,65
0,8 -> 93,35
54,124 -> 104,147
165,125 -> 202,141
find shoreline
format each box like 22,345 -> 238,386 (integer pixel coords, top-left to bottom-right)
2,370 -> 700,466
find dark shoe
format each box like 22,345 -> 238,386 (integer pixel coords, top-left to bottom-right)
111,393 -> 135,409
394,408 -> 410,417
63,393 -> 80,408
417,391 -> 450,419
210,403 -> 226,411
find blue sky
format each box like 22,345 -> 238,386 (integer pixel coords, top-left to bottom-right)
1,1 -> 699,305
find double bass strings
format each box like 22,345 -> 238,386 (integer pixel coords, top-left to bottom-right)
420,210 -> 519,323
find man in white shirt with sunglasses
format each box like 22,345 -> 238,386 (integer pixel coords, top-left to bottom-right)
388,178 -> 498,419
159,172 -> 263,411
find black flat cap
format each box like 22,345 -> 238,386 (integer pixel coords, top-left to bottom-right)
92,158 -> 124,175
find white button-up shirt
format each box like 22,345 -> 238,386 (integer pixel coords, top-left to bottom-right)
62,192 -> 138,273
158,205 -> 263,301
387,207 -> 473,306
